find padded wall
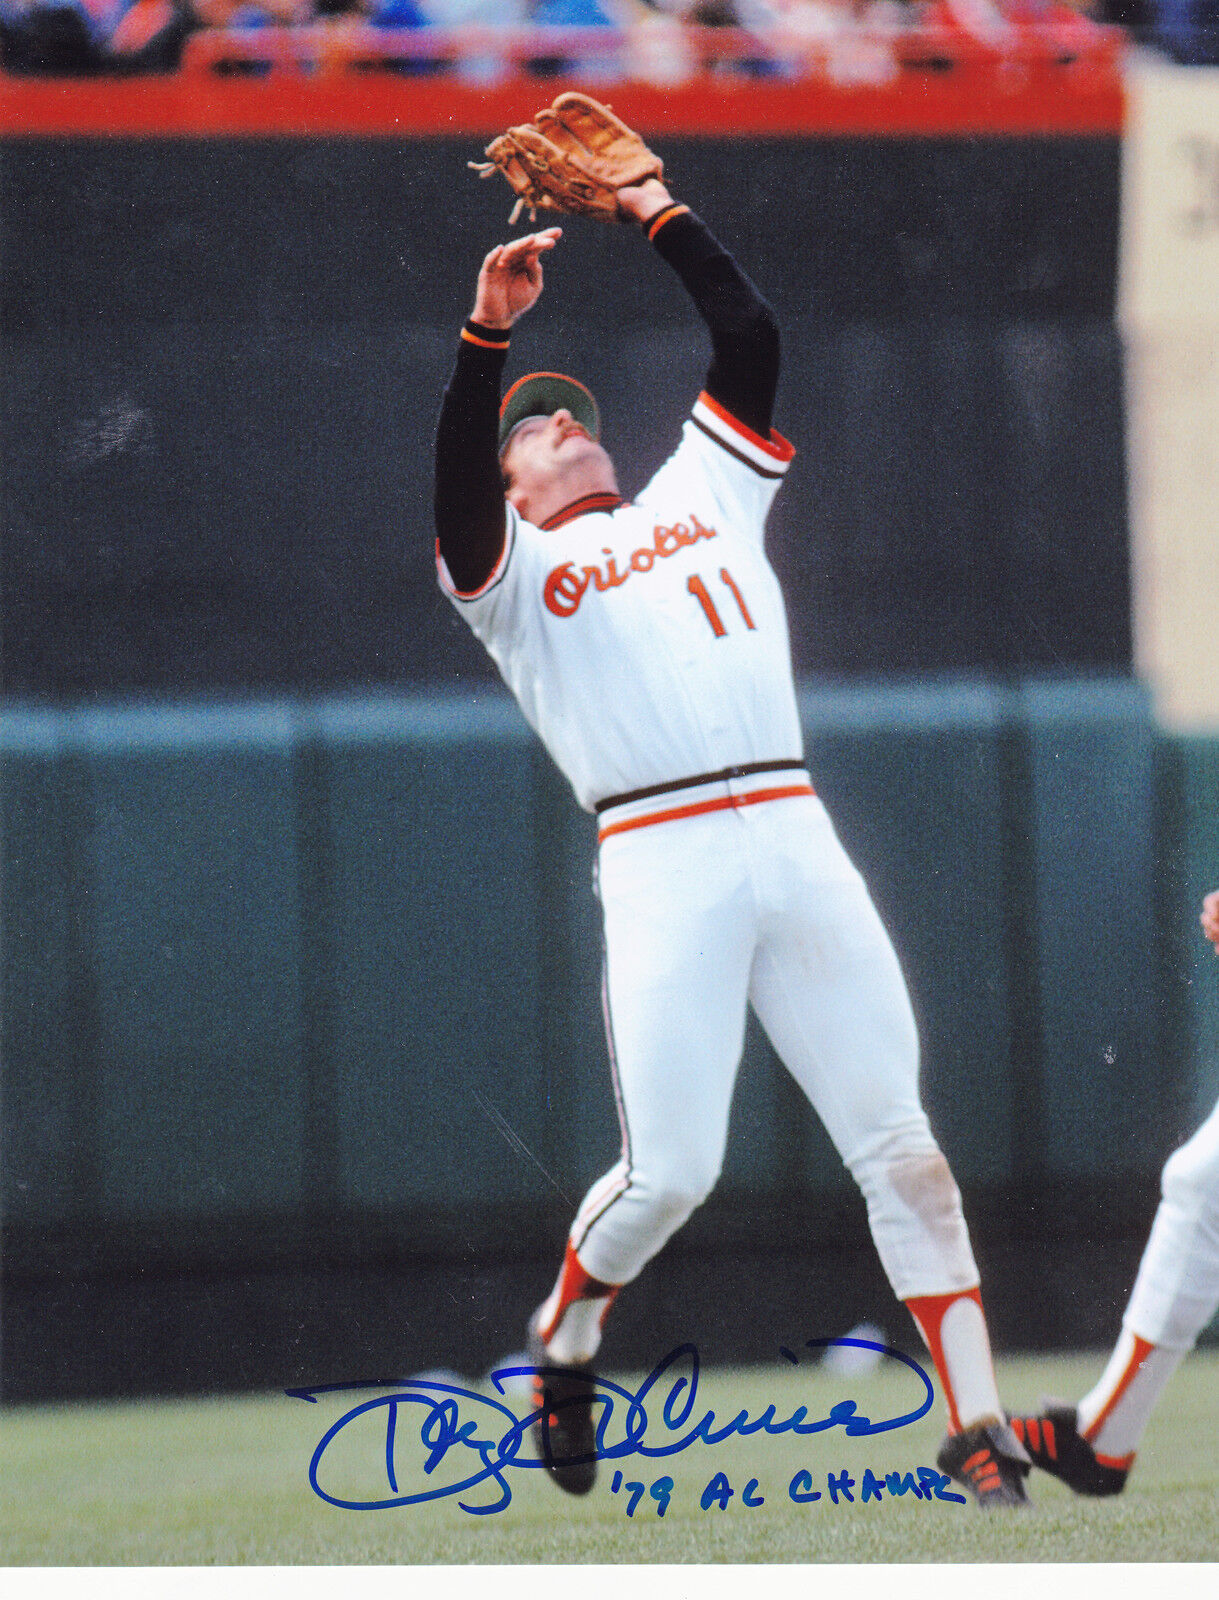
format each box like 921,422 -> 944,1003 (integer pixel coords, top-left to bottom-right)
1,135 -> 1128,695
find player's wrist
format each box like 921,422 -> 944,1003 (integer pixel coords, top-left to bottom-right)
640,200 -> 691,244
618,179 -> 675,227
462,317 -> 512,351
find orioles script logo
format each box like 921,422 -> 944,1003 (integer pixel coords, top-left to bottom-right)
543,515 -> 719,618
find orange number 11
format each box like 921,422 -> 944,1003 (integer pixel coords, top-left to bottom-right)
687,569 -> 756,638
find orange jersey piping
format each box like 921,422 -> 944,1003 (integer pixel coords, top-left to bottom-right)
695,390 -> 796,462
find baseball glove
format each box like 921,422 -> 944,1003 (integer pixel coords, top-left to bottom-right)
469,93 -> 664,226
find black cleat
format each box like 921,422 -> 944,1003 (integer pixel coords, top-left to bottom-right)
526,1314 -> 598,1496
937,1418 -> 1033,1509
1008,1403 -> 1130,1497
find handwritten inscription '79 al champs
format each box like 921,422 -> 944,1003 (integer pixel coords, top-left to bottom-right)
286,1337 -> 965,1516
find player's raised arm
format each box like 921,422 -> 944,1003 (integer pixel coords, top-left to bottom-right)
617,179 -> 781,443
433,228 -> 561,596
469,94 -> 778,442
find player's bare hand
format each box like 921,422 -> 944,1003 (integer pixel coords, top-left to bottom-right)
471,228 -> 562,331
1202,889 -> 1219,952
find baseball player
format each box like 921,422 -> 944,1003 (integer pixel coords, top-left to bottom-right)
434,141 -> 1031,1507
1009,887 -> 1219,1494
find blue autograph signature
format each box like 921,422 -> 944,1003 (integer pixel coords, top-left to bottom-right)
286,1336 -> 935,1515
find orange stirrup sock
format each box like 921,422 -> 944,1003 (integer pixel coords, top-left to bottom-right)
1076,1329 -> 1184,1463
905,1287 -> 1003,1433
535,1240 -> 621,1364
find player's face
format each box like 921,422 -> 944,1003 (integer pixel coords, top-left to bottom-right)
501,408 -> 615,515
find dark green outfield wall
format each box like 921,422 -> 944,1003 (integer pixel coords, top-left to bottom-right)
1,135 -> 1129,697
4,678 -> 1217,1400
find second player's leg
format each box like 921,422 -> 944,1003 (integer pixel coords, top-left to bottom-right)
1066,1098 -> 1219,1470
1009,1099 -> 1219,1495
1122,1096 -> 1219,1353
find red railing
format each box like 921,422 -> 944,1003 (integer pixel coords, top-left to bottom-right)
0,21 -> 1127,136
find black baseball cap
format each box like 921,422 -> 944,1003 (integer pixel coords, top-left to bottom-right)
498,371 -> 601,455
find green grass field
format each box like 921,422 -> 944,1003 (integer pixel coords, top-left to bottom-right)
3,1350 -> 1218,1565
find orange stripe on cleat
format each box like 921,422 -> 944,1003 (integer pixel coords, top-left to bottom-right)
1010,1418 -> 1026,1444
1027,1418 -> 1042,1453
975,1471 -> 1002,1492
1043,1419 -> 1057,1461
1095,1449 -> 1135,1471
962,1449 -> 991,1474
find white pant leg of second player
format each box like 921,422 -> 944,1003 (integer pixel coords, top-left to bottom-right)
1076,1096 -> 1219,1459
1124,1096 -> 1219,1349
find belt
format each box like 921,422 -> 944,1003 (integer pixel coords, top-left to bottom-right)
595,759 -> 814,842
594,759 -> 807,814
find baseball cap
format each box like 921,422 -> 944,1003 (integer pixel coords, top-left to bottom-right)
498,371 -> 601,455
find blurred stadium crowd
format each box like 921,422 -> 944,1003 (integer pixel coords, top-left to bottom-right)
1,0 -> 1217,81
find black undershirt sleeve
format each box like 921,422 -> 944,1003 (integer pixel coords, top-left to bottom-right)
648,208 -> 781,440
433,321 -> 511,597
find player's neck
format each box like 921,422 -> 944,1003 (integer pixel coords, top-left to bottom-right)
509,460 -> 619,529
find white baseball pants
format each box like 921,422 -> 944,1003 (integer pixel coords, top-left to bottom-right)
1123,1095 -> 1219,1350
568,779 -> 980,1302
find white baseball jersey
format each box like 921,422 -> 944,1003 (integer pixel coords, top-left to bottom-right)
437,391 -> 801,812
